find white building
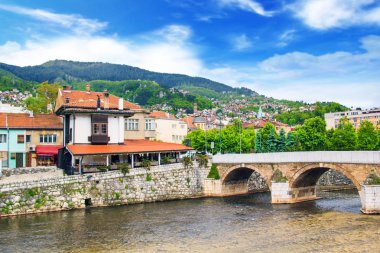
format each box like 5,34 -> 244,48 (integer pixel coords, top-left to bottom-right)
149,111 -> 188,144
325,108 -> 380,129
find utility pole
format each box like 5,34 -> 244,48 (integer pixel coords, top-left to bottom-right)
216,109 -> 223,154
239,115 -> 242,154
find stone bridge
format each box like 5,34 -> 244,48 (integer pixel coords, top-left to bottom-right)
207,151 -> 380,214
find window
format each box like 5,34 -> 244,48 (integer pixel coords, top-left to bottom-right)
17,135 -> 24,144
101,123 -> 107,134
172,135 -> 175,141
39,134 -> 57,143
26,135 -> 31,143
145,119 -> 155,130
181,124 -> 185,129
126,119 -> 139,130
93,124 -> 99,134
172,124 -> 176,129
92,123 -> 107,135
0,134 -> 6,143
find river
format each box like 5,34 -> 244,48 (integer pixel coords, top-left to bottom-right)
1,190 -> 379,253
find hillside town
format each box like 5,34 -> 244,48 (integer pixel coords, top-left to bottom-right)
0,83 -> 379,172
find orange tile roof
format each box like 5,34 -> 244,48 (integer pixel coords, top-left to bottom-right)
55,89 -> 141,112
0,113 -> 63,129
182,116 -> 196,129
67,139 -> 193,155
149,111 -> 176,119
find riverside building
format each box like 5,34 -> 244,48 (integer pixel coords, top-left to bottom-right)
55,85 -> 192,175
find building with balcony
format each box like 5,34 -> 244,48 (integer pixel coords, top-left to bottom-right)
55,85 -> 193,175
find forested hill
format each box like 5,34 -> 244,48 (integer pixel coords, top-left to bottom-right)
0,60 -> 257,96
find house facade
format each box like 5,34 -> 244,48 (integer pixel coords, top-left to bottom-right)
0,113 -> 63,169
325,108 -> 380,129
55,85 -> 193,175
149,111 -> 188,144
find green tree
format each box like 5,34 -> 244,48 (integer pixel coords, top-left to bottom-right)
266,128 -> 278,152
24,96 -> 48,114
295,117 -> 327,151
277,129 -> 286,152
285,132 -> 297,151
325,128 -> 335,151
255,131 -> 263,153
36,81 -> 61,110
329,117 -> 357,150
260,122 -> 277,152
357,121 -> 378,150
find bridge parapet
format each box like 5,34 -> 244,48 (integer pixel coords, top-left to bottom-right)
213,151 -> 380,164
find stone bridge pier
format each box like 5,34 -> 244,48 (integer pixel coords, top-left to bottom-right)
208,152 -> 380,214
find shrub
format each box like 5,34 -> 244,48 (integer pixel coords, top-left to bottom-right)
146,174 -> 152,181
207,164 -> 220,179
141,159 -> 151,170
364,172 -> 380,185
196,154 -> 208,168
162,156 -> 171,164
97,165 -> 109,172
183,156 -> 193,170
118,163 -> 130,176
272,169 -> 288,183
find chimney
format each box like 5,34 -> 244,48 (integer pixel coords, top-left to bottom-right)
118,98 -> 123,110
62,85 -> 71,91
194,102 -> 197,114
86,83 -> 91,92
97,95 -> 101,110
29,111 -> 34,117
103,89 -> 109,110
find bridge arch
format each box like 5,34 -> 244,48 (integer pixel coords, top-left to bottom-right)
289,163 -> 361,191
221,164 -> 272,190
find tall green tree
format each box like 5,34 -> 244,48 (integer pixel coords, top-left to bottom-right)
329,117 -> 357,151
277,129 -> 286,152
255,131 -> 263,153
266,128 -> 278,152
260,122 -> 277,152
295,117 -> 327,151
285,132 -> 297,151
357,121 -> 378,150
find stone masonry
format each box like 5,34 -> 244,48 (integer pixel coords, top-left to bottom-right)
0,163 -> 208,217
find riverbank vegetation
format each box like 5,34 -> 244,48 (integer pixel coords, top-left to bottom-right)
185,117 -> 380,153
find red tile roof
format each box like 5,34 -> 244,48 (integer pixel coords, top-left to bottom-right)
182,116 -> 196,129
0,113 -> 63,129
67,139 -> 193,155
55,89 -> 141,112
149,111 -> 176,119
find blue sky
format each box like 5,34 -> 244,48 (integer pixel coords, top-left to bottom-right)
0,0 -> 379,108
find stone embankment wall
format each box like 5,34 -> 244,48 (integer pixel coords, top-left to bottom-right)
0,163 -> 208,217
0,166 -> 63,185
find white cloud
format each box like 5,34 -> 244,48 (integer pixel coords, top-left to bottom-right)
217,0 -> 272,16
277,29 -> 296,48
152,25 -> 192,44
231,34 -> 252,51
0,33 -> 202,76
290,0 -> 380,29
0,4 -> 107,35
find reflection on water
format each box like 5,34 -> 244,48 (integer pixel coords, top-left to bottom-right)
1,190 -> 379,253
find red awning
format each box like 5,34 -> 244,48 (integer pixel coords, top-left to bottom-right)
36,145 -> 62,156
